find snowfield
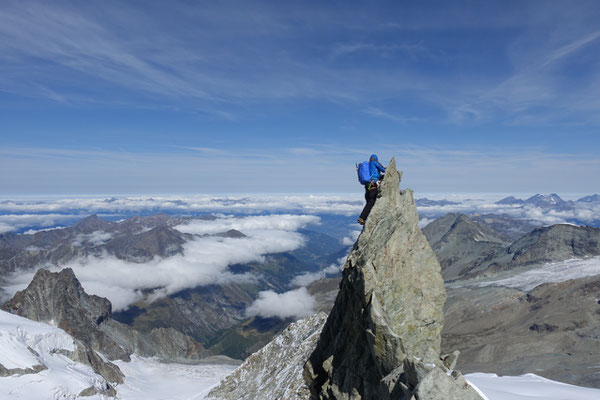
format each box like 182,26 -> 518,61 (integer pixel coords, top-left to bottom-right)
479,256 -> 600,291
466,373 -> 600,400
114,356 -> 238,400
3,309 -> 600,399
0,310 -> 106,399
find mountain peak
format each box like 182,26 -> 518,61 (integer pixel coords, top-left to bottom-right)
72,214 -> 113,233
304,159 -> 483,399
495,196 -> 524,205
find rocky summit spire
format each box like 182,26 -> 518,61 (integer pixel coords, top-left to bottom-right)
304,159 -> 483,400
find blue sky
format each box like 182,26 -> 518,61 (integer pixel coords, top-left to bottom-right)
1,0 -> 599,195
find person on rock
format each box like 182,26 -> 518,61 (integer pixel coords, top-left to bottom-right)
357,154 -> 386,225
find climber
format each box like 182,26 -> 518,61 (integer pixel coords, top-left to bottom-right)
357,154 -> 386,225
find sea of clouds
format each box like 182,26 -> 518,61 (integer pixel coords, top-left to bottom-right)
2,193 -> 600,235
2,193 -> 600,319
3,214 -> 322,316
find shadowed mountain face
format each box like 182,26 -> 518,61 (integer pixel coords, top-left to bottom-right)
423,214 -> 600,281
423,213 -> 509,281
1,268 -> 209,364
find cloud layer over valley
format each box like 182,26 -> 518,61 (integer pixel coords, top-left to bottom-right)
3,214 -> 320,311
3,193 -> 600,236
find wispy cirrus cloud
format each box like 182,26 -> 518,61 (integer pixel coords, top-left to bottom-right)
3,0 -> 597,126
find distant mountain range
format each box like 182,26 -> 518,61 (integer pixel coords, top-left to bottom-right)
496,193 -> 600,209
0,213 -> 347,360
422,213 -> 600,281
415,198 -> 460,206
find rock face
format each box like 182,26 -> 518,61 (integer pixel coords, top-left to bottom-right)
424,215 -> 600,280
208,312 -> 328,400
1,268 -> 209,364
422,213 -> 509,280
304,159 -> 483,400
2,268 -> 129,360
508,224 -> 600,266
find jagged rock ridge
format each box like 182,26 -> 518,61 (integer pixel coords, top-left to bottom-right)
304,159 -> 483,399
1,268 -> 209,368
424,214 -> 600,280
208,312 -> 328,400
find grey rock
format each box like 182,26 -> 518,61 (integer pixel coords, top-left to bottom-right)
1,268 -> 209,364
0,213 -> 188,275
304,159 -> 482,400
468,213 -> 540,242
208,312 -> 328,400
443,275 -> 600,388
412,365 -> 482,400
577,194 -> 600,203
495,196 -> 525,205
423,213 -> 509,280
0,362 -> 47,377
78,382 -> 117,397
424,214 -> 600,280
2,268 -> 130,360
508,224 -> 600,267
525,193 -> 575,211
70,340 -> 124,384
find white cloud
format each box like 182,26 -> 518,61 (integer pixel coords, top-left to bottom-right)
415,194 -> 600,226
0,195 -> 363,217
290,256 -> 346,287
475,257 -> 600,292
0,222 -> 14,234
175,214 -> 320,235
342,229 -> 361,246
245,287 -> 316,320
73,231 -> 113,247
418,217 -> 434,228
0,213 -> 80,234
3,214 -> 319,311
23,226 -> 65,235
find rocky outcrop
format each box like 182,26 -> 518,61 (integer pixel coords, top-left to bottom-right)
2,268 -> 129,360
423,214 -> 600,280
1,268 -> 210,364
208,312 -> 328,400
507,224 -> 600,267
423,213 -> 509,280
304,159 -> 483,400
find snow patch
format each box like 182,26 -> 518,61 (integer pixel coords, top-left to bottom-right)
479,257 -> 600,291
466,373 -> 600,400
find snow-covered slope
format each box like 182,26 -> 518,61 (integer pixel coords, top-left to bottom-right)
0,309 -> 238,399
0,310 -> 109,399
114,356 -> 238,400
4,308 -> 600,400
478,256 -> 600,291
466,373 -> 600,400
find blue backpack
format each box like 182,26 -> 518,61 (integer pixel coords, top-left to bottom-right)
357,161 -> 371,185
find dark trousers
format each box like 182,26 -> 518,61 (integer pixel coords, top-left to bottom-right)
359,185 -> 378,221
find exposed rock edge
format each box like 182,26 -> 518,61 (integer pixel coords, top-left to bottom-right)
303,158 -> 484,400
